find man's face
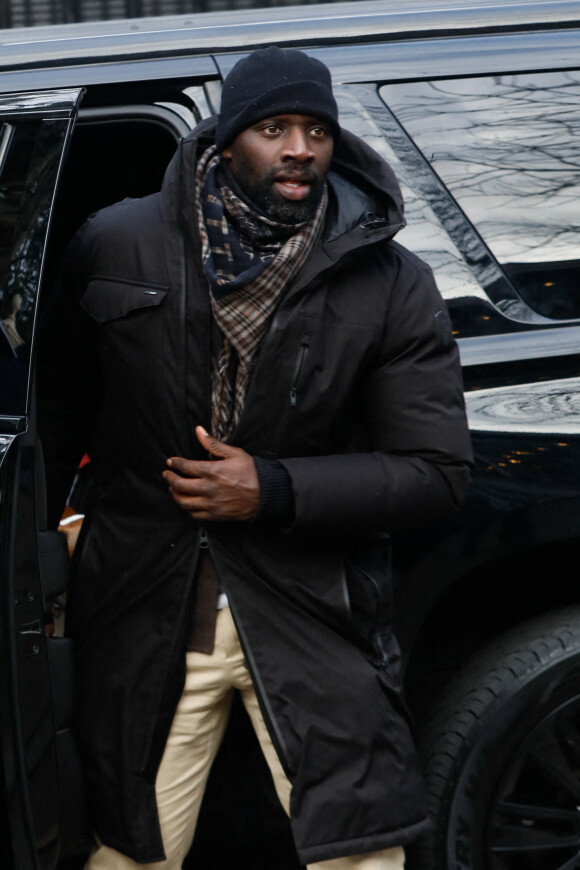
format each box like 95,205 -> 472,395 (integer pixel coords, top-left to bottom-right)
221,114 -> 334,223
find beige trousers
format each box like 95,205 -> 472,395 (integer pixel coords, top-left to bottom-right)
86,607 -> 405,870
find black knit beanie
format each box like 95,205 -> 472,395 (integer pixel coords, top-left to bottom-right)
215,46 -> 340,151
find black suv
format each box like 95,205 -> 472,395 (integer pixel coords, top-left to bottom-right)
3,2 -> 580,868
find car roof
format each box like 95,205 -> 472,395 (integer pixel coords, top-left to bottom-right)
1,0 -> 580,94
2,0 -> 580,66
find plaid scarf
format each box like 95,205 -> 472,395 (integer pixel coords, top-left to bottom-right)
196,146 -> 327,441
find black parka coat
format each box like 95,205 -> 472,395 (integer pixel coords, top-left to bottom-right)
38,118 -> 473,864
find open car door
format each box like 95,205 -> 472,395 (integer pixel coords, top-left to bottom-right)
0,88 -> 84,870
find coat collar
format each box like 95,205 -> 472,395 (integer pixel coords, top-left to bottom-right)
160,115 -> 406,283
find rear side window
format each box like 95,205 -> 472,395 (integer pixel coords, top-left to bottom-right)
381,72 -> 580,320
334,84 -> 487,307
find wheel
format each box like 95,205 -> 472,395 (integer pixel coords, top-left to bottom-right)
410,605 -> 580,870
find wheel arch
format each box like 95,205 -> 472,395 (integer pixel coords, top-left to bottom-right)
407,603 -> 580,869
399,530 -> 580,717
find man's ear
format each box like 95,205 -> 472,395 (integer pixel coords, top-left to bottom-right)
221,147 -> 232,160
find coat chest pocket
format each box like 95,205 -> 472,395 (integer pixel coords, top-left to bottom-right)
81,277 -> 168,323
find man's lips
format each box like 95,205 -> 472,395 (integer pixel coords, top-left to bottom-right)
274,173 -> 315,201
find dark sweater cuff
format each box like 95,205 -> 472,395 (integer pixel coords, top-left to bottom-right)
253,457 -> 295,525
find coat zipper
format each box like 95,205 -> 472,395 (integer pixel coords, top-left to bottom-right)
137,525 -> 204,773
290,336 -> 310,407
195,530 -> 293,774
350,562 -> 390,668
363,566 -> 389,668
225,591 -> 294,776
191,529 -> 295,774
246,212 -> 400,414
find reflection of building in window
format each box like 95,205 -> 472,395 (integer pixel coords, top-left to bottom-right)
382,72 -> 580,320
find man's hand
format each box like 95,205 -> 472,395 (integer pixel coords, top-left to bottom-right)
163,426 -> 260,522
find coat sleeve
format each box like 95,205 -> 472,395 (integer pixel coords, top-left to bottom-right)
280,254 -> 473,535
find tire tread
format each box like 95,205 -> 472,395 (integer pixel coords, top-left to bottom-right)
411,605 -> 580,869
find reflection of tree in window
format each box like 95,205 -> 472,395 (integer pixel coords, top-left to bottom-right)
0,119 -> 68,415
1,123 -> 41,346
6,122 -> 65,344
383,73 -> 580,319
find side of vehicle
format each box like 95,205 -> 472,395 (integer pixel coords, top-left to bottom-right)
2,2 -> 580,867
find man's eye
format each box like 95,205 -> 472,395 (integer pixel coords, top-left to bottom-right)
262,125 -> 281,136
310,126 -> 329,138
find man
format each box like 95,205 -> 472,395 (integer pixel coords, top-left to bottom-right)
39,47 -> 472,870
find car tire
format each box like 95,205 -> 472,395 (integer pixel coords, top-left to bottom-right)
409,605 -> 580,870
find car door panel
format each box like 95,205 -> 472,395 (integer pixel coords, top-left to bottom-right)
0,88 -> 84,870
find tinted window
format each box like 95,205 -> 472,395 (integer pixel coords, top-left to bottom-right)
0,118 -> 71,416
381,73 -> 580,320
334,84 -> 487,306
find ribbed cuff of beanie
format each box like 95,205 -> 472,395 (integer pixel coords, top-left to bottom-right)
253,457 -> 295,525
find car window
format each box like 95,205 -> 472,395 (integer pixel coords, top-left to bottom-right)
381,72 -> 580,321
335,84 -> 489,309
0,117 -> 73,417
1,121 -> 48,348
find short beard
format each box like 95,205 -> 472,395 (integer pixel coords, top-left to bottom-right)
240,172 -> 324,224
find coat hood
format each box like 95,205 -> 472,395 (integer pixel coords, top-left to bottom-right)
160,115 -> 406,257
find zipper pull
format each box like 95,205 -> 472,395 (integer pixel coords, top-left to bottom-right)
361,212 -> 389,229
199,527 -> 209,549
290,336 -> 310,407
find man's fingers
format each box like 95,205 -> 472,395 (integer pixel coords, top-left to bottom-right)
164,480 -> 226,522
164,471 -> 216,517
165,456 -> 220,478
163,469 -> 211,496
164,436 -> 258,523
167,428 -> 240,477
195,425 -> 236,459
165,456 -> 201,477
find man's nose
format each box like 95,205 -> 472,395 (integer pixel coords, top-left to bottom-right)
281,127 -> 314,161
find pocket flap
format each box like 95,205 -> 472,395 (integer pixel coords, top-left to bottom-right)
81,277 -> 168,323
